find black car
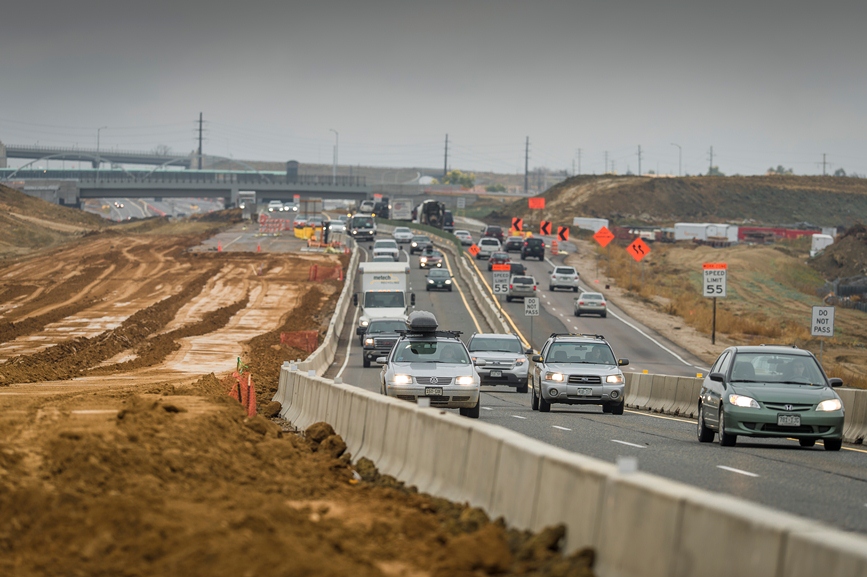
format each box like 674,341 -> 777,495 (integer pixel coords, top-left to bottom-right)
509,263 -> 527,276
503,236 -> 524,252
482,225 -> 505,242
521,237 -> 545,260
426,269 -> 453,291
410,235 -> 432,254
443,210 -> 455,233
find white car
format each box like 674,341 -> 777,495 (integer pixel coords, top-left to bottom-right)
549,266 -> 580,292
392,227 -> 414,243
454,230 -> 474,246
372,239 -> 400,261
328,221 -> 346,233
283,202 -> 298,212
476,238 -> 502,259
267,200 -> 284,212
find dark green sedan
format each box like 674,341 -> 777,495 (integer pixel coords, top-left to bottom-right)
425,269 -> 453,291
697,345 -> 844,450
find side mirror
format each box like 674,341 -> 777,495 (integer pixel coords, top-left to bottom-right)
356,326 -> 366,335
525,348 -> 533,355
709,372 -> 725,383
829,377 -> 843,388
376,357 -> 387,364
352,294 -> 358,306
474,359 -> 487,367
410,293 -> 416,306
532,354 -> 543,363
618,359 -> 629,366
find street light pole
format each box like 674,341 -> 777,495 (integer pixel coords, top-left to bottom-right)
671,143 -> 682,176
97,126 -> 107,183
329,129 -> 338,184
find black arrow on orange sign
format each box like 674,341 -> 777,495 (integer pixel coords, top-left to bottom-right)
540,221 -> 551,235
557,226 -> 569,241
511,217 -> 523,231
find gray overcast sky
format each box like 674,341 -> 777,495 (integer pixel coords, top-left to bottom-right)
2,0 -> 865,176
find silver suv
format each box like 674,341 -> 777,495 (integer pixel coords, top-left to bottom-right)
549,266 -> 580,292
467,333 -> 532,393
530,333 -> 629,414
506,275 -> 537,302
379,311 -> 484,418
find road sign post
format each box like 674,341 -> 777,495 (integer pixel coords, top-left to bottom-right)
703,263 -> 728,345
525,296 -> 539,347
811,306 -> 835,364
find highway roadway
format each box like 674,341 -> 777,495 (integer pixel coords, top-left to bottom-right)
326,225 -> 867,536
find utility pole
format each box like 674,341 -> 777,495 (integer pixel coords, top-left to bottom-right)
197,112 -> 203,170
708,146 -> 714,175
444,134 -> 448,178
822,153 -> 827,176
329,129 -> 338,184
577,148 -> 582,175
96,126 -> 107,183
637,145 -> 642,175
604,151 -> 608,175
524,136 -> 529,194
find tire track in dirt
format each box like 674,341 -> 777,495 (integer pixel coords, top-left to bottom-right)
0,268 -> 219,385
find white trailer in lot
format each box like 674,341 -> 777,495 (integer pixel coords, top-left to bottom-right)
675,223 -> 711,241
572,217 -> 609,232
810,234 -> 834,257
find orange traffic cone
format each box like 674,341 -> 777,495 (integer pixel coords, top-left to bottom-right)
257,243 -> 261,253
552,240 -> 559,255
217,241 -> 222,252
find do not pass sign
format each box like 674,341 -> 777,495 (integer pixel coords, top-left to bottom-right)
811,306 -> 834,337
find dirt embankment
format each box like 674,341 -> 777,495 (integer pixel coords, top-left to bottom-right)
811,223 -> 867,279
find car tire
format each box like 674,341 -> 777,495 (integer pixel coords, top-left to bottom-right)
573,287 -> 579,292
506,296 -> 512,302
521,255 -> 526,260
823,438 -> 843,451
697,404 -> 714,443
539,395 -> 551,413
516,381 -> 528,394
718,411 -> 737,447
448,287 -> 452,292
549,285 -> 554,291
461,399 -> 481,419
531,383 -> 539,411
601,313 -> 607,318
609,401 -> 624,415
426,287 -> 430,292
799,438 -> 816,448
574,310 -> 581,317
363,356 -> 371,368
602,403 -> 612,414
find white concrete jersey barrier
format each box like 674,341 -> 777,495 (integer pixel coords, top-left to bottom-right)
273,369 -> 867,577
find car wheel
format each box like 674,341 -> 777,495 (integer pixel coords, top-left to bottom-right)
718,411 -> 737,446
601,313 -> 607,318
461,399 -> 481,419
539,395 -> 551,413
448,287 -> 452,292
611,401 -> 624,415
531,383 -> 539,411
697,404 -> 714,443
506,296 -> 512,302
426,287 -> 430,291
823,438 -> 842,451
575,310 -> 581,317
363,356 -> 371,368
548,285 -> 554,291
521,255 -> 526,260
799,438 -> 816,448
573,287 -> 579,292
602,403 -> 612,414
516,381 -> 528,394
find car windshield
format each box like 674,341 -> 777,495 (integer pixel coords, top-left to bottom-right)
351,217 -> 374,228
480,240 -> 499,246
394,228 -> 411,234
555,268 -> 575,275
393,341 -> 470,363
367,320 -> 406,333
375,240 -> 398,249
428,270 -> 449,278
512,277 -> 534,285
468,337 -> 523,353
546,343 -> 615,364
412,236 -> 430,243
364,292 -> 405,308
730,353 -> 825,385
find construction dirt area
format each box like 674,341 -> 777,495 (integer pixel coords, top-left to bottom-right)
0,196 -> 596,576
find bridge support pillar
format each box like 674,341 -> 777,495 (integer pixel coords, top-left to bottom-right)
0,141 -> 6,168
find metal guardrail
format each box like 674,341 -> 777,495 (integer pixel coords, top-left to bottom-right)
1,169 -> 366,187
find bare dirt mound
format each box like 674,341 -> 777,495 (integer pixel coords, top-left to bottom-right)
811,223 -> 867,279
496,175 -> 867,227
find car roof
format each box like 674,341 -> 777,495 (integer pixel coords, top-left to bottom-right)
730,345 -> 811,356
512,275 -> 535,281
548,334 -> 609,344
470,333 -> 519,340
581,292 -> 604,297
507,236 -> 523,240
455,230 -> 470,234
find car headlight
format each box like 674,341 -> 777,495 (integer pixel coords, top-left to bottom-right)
392,374 -> 411,385
364,338 -> 374,346
606,374 -> 624,384
420,257 -> 427,263
352,230 -> 357,234
411,242 -> 417,247
427,279 -> 434,284
360,319 -> 369,327
456,376 -> 474,386
728,394 -> 760,408
545,372 -> 565,382
514,358 -> 525,365
445,280 -> 452,285
817,399 -> 842,412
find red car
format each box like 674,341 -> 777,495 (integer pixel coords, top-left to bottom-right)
487,251 -> 511,271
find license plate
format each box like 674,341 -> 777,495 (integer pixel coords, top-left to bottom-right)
777,414 -> 800,427
577,388 -> 593,396
424,387 -> 443,396
490,370 -> 502,377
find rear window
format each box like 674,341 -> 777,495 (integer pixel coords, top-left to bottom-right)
513,277 -> 534,285
555,267 -> 576,275
526,239 -> 543,246
582,293 -> 604,300
468,337 -> 523,353
480,239 -> 499,246
486,226 -> 502,233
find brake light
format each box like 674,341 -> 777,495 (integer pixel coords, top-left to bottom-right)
574,276 -> 579,280
578,301 -> 585,305
509,284 -> 513,289
541,242 -> 545,247
533,286 -> 537,291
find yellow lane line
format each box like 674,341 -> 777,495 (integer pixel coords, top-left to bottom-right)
443,252 -> 483,333
463,254 -> 532,349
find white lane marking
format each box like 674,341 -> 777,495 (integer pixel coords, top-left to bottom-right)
611,439 -> 645,448
552,425 -> 572,431
717,465 -> 759,478
481,407 -> 494,411
512,415 -> 527,420
222,234 -> 246,249
335,248 -> 366,380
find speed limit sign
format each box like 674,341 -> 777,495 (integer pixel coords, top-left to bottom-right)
703,263 -> 727,298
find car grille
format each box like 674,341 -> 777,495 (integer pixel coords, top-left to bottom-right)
763,402 -> 813,412
397,395 -> 415,401
374,338 -> 397,348
759,424 -> 815,434
452,396 -> 471,401
568,375 -> 602,385
415,377 -> 453,385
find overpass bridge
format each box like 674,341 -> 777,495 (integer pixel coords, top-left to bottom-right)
1,143 -> 193,169
0,167 -> 370,207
